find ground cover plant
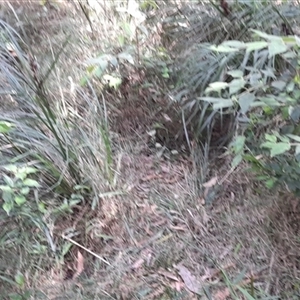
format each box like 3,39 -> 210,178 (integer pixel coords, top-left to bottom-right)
0,0 -> 299,299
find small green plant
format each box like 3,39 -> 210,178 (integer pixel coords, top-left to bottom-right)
0,164 -> 40,215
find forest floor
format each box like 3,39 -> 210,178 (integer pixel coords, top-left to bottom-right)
1,1 -> 299,299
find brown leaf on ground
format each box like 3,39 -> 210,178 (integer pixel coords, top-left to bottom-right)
203,176 -> 218,188
73,250 -> 84,279
174,264 -> 202,295
131,258 -> 144,270
157,268 -> 179,281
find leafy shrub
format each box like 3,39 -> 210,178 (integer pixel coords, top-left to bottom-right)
204,29 -> 300,196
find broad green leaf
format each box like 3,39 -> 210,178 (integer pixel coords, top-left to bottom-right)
38,202 -> 47,213
271,80 -> 286,91
271,143 -> 290,156
213,99 -> 233,110
245,41 -> 268,52
14,272 -> 25,287
273,131 -> 290,143
289,106 -> 300,122
23,178 -> 40,188
295,144 -> 300,155
207,82 -> 229,91
20,187 -> 30,195
265,134 -> 277,143
227,70 -> 243,78
0,185 -> 12,192
231,135 -> 246,153
0,121 -> 14,133
268,40 -> 288,58
232,154 -> 242,168
3,201 -> 13,215
258,97 -> 280,107
3,165 -> 18,173
267,142 -> 291,157
229,78 -> 245,95
2,190 -> 12,203
14,195 -> 26,206
210,45 -> 239,53
238,92 -> 255,113
3,175 -> 14,187
286,81 -> 295,93
286,134 -> 300,142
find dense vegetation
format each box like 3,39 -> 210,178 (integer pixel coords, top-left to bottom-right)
0,1 -> 300,299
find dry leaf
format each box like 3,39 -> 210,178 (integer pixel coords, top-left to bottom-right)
73,250 -> 84,279
163,113 -> 172,122
175,265 -> 202,295
157,268 -> 179,281
203,176 -> 218,188
131,258 -> 144,270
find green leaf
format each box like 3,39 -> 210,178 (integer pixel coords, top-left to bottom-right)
286,134 -> 300,143
222,40 -> 245,48
3,165 -> 18,173
245,41 -> 268,52
3,201 -> 13,215
79,75 -> 90,86
250,29 -> 272,40
20,187 -> 30,195
231,135 -> 246,153
206,82 -> 229,92
213,99 -> 233,110
265,178 -> 276,189
0,121 -> 15,133
238,92 -> 255,113
265,134 -> 277,143
14,195 -> 26,206
270,142 -> 291,157
258,97 -> 280,107
3,175 -> 14,187
2,190 -> 13,202
14,272 -> 25,287
271,80 -> 286,91
0,185 -> 12,192
232,153 -> 243,168
38,202 -> 47,213
286,81 -> 295,93
23,178 -> 40,188
268,40 -> 288,58
229,78 -> 245,95
210,45 -> 239,53
227,70 -> 243,78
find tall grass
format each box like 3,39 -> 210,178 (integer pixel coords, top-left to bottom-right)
0,19 -> 114,295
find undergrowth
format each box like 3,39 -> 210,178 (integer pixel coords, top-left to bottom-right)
0,1 -> 299,299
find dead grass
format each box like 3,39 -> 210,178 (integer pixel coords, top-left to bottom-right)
0,1 -> 299,300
